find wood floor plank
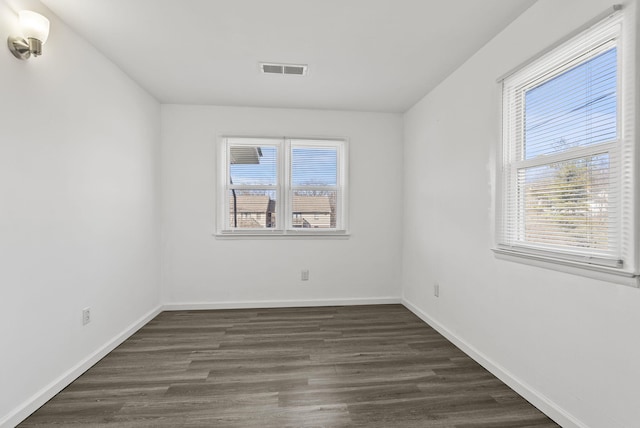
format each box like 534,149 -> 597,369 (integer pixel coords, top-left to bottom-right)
18,305 -> 559,427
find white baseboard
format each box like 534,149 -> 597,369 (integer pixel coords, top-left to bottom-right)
0,305 -> 163,428
2,297 -> 401,427
163,296 -> 401,311
401,298 -> 586,428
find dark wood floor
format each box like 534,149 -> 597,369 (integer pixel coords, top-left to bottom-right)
20,305 -> 558,427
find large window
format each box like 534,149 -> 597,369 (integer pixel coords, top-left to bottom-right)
218,137 -> 347,235
497,9 -> 637,278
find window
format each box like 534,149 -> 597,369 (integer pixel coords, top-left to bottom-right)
219,137 -> 347,235
497,9 -> 637,278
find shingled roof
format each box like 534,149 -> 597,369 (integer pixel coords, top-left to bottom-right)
292,195 -> 332,213
230,195 -> 275,213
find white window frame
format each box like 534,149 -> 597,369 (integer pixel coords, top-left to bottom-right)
494,7 -> 638,286
217,136 -> 349,237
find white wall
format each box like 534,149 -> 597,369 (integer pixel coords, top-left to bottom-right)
161,105 -> 403,307
5,0 -> 639,426
0,1 -> 161,425
402,1 -> 640,427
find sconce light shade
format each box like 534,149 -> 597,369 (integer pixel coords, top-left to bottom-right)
7,10 -> 50,60
19,11 -> 50,44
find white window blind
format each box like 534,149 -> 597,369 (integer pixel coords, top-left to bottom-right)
220,137 -> 348,235
498,8 -> 637,274
226,138 -> 279,230
290,140 -> 342,230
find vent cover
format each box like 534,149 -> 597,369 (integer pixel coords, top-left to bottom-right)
260,62 -> 308,76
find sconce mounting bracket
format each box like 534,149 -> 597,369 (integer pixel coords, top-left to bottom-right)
8,36 -> 31,60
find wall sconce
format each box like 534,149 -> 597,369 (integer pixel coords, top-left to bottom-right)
7,11 -> 50,60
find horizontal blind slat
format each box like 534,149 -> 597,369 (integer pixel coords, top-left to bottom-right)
498,10 -> 631,266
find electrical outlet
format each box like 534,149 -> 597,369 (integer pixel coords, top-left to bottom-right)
82,307 -> 91,325
301,269 -> 309,281
434,282 -> 440,297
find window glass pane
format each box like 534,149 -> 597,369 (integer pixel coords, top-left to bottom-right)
292,146 -> 337,186
228,190 -> 276,229
291,190 -> 336,228
229,145 -> 277,185
524,48 -> 617,160
519,154 -> 611,252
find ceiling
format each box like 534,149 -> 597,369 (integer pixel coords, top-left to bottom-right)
40,0 -> 536,113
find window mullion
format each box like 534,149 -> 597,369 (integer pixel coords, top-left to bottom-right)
282,138 -> 290,231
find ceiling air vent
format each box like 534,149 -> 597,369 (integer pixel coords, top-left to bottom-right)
260,62 -> 308,76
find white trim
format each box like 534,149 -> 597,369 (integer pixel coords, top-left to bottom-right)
5,297 -> 597,428
219,136 -> 349,235
497,8 -> 636,273
214,230 -> 350,239
5,300 -> 411,426
512,141 -> 616,170
163,297 -> 401,311
493,247 -> 639,287
0,305 -> 162,428
401,298 -> 587,428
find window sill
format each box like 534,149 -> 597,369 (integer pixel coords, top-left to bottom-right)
492,248 -> 639,288
215,230 -> 350,240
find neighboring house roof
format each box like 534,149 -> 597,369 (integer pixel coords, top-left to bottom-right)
229,146 -> 262,165
293,195 -> 331,213
229,194 -> 331,214
230,194 -> 274,213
